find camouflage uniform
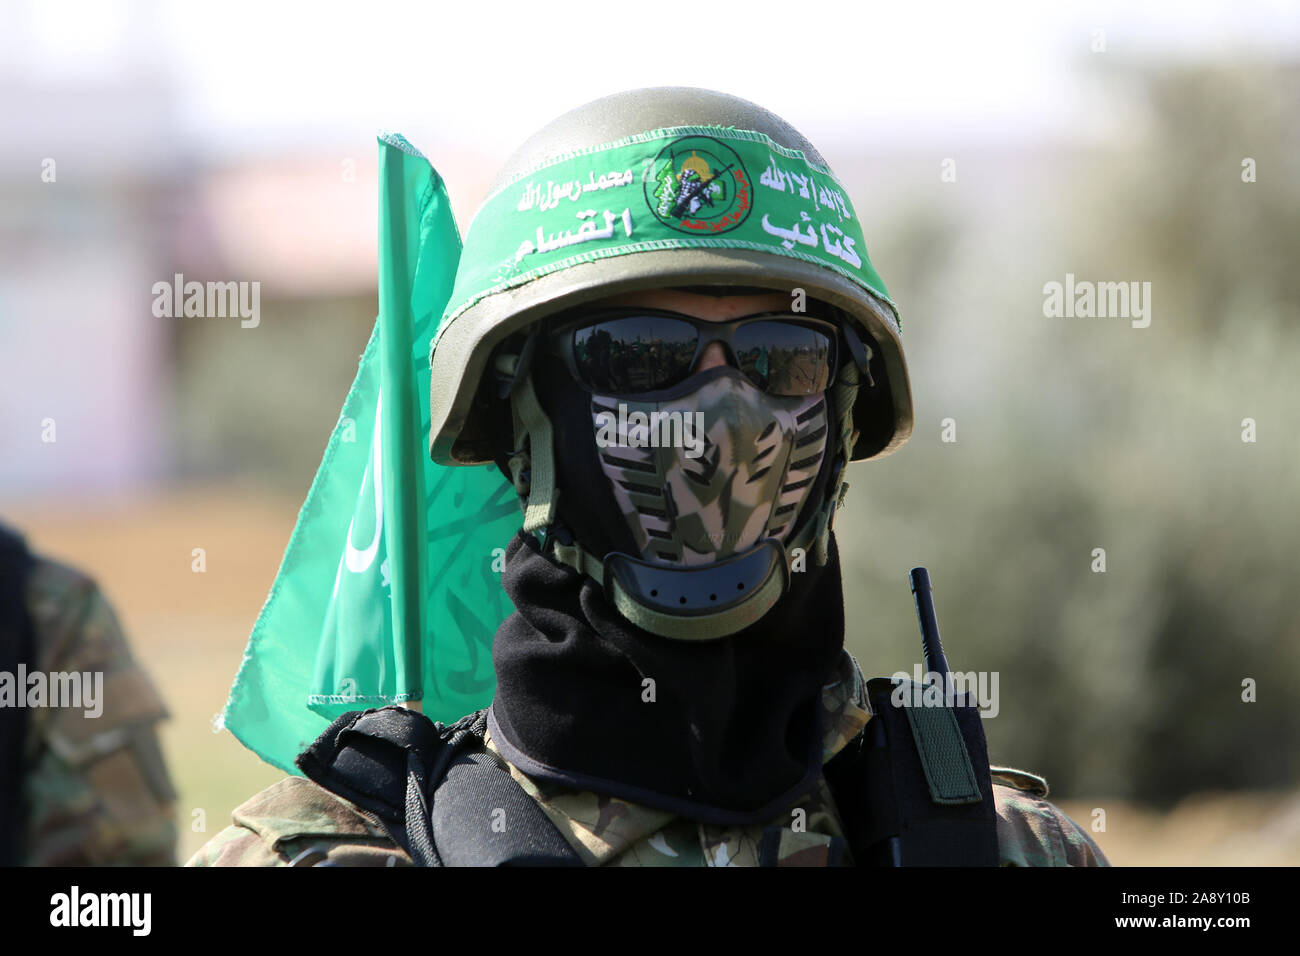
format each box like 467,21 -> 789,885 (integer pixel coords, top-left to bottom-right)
187,650 -> 1108,867
16,556 -> 177,865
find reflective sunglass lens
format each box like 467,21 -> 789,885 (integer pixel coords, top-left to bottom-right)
573,315 -> 698,393
732,322 -> 835,395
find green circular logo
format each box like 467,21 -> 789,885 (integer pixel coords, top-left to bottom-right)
643,135 -> 752,235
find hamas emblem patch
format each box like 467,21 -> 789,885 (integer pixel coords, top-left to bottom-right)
643,135 -> 752,235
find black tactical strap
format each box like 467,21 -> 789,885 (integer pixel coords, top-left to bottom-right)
0,525 -> 36,867
432,749 -> 583,866
824,677 -> 999,867
296,706 -> 442,861
297,705 -> 581,867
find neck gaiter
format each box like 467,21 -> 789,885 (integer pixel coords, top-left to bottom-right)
487,528 -> 847,824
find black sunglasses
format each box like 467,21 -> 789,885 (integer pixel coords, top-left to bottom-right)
547,308 -> 847,397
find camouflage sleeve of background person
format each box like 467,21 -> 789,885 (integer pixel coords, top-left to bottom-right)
19,557 -> 178,865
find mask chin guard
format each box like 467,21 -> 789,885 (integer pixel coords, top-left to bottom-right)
601,539 -> 789,641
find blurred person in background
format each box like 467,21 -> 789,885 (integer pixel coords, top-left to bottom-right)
0,522 -> 177,866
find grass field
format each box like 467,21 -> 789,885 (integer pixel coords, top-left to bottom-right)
9,485 -> 1299,865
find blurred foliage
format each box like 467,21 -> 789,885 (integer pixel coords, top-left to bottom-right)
839,61 -> 1300,806
169,293 -> 375,488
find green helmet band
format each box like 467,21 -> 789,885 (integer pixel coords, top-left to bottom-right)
434,126 -> 897,351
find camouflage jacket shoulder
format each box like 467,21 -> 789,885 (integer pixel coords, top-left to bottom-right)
987,766 -> 1109,866
189,651 -> 1108,866
186,776 -> 409,867
19,555 -> 178,865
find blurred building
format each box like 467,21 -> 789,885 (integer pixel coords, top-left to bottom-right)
0,25 -> 181,494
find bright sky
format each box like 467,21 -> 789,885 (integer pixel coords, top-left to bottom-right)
6,0 -> 1299,158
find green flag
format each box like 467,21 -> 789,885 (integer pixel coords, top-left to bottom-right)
221,134 -> 520,773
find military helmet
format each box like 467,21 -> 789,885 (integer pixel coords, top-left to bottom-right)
428,86 -> 913,467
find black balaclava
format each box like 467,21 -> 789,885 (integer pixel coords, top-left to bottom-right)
486,321 -> 848,825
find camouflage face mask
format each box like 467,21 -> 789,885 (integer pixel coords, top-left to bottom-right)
590,365 -> 830,567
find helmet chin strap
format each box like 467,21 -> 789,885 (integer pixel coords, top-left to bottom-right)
504,360 -> 861,641
499,343 -> 558,534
